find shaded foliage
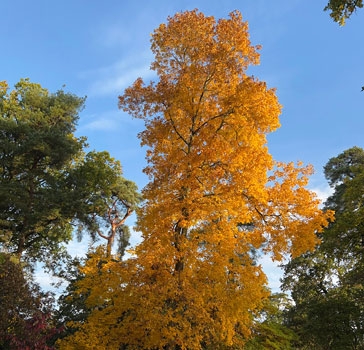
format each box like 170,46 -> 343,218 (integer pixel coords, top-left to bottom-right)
0,253 -> 60,349
282,147 -> 364,349
71,151 -> 142,258
245,293 -> 297,350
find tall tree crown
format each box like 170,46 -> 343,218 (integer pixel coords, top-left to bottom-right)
60,10 -> 332,349
0,79 -> 86,263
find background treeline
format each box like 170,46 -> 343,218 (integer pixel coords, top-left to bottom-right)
2,81 -> 363,348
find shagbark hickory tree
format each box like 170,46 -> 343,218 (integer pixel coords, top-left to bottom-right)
117,10 -> 332,349
64,10 -> 332,349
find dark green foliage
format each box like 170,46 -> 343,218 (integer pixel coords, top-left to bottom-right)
323,147 -> 364,264
324,0 -> 363,25
245,322 -> 296,350
0,79 -> 141,269
0,79 -> 86,265
283,285 -> 363,349
53,256 -> 90,343
282,147 -> 364,349
70,151 -> 142,257
245,293 -> 297,350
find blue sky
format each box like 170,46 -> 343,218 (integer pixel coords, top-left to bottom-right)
2,1 -> 363,291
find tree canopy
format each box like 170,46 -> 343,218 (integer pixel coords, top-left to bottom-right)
0,79 -> 141,270
59,10 -> 332,349
0,79 -> 86,264
70,151 -> 142,258
4,6 -> 361,349
282,147 -> 364,349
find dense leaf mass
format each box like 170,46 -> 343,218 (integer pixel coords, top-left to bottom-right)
58,10 -> 332,349
282,147 -> 364,349
0,253 -> 59,349
0,79 -> 86,264
0,79 -> 141,271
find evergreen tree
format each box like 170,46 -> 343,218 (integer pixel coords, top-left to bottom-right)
282,147 -> 364,349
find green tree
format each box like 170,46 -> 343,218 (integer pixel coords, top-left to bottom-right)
245,293 -> 297,350
0,79 -> 141,270
324,0 -> 363,25
0,79 -> 142,347
71,151 -> 142,258
0,79 -> 86,266
282,147 -> 364,349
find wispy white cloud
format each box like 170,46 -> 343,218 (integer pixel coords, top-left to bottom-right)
79,111 -> 122,132
89,63 -> 153,97
81,54 -> 156,98
93,9 -> 154,50
78,108 -> 145,134
85,118 -> 119,131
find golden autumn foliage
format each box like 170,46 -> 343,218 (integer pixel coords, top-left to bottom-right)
56,248 -> 131,349
58,10 -> 333,350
